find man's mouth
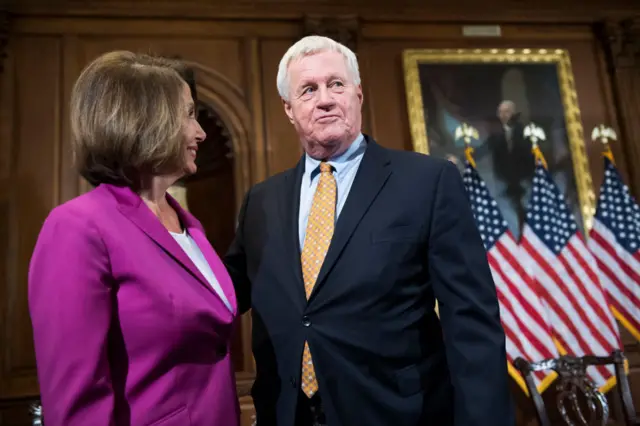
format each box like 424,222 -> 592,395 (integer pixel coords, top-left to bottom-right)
317,115 -> 339,123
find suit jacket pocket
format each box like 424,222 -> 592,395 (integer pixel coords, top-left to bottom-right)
148,405 -> 191,426
394,364 -> 423,396
370,224 -> 419,244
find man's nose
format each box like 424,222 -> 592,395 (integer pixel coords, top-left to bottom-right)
316,86 -> 335,109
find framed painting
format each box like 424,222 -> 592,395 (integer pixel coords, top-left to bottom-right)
402,48 -> 595,238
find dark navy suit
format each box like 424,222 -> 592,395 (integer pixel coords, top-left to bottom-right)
225,136 -> 514,426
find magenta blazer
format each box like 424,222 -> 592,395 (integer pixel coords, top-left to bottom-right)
28,183 -> 240,426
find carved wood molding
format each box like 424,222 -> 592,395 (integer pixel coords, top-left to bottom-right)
598,17 -> 640,69
11,0 -> 640,24
302,14 -> 360,51
596,17 -> 640,198
0,10 -> 9,75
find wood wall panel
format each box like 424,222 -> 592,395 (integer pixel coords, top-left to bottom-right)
58,35 -> 83,204
79,38 -> 245,92
0,43 -> 13,190
0,36 -> 63,400
0,0 -> 639,423
244,38 -> 269,184
11,0 -> 640,23
260,39 -> 301,175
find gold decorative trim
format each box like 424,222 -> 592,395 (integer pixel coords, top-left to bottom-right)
402,48 -> 595,230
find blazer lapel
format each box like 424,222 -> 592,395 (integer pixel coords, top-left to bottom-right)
279,157 -> 307,305
171,196 -> 237,316
110,185 -> 213,296
309,138 -> 392,301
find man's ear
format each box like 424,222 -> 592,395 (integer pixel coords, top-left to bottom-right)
283,99 -> 295,124
356,84 -> 363,105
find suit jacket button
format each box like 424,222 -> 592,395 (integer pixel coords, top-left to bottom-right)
302,316 -> 311,327
290,376 -> 297,388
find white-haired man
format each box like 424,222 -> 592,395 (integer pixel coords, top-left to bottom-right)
225,35 -> 514,426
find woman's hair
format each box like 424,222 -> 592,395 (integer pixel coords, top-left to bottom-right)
70,50 -> 193,188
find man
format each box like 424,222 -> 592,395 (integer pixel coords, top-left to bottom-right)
225,35 -> 514,426
486,100 -> 533,235
489,100 -> 532,182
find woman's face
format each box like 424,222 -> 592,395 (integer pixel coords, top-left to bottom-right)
181,83 -> 206,176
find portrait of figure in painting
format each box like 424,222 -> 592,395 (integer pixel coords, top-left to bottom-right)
403,51 -> 591,239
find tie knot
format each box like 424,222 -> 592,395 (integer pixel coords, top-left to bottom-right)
319,162 -> 332,174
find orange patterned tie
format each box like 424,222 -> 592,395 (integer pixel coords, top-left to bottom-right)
300,161 -> 336,398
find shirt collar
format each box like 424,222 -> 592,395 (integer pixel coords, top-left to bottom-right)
304,133 -> 366,179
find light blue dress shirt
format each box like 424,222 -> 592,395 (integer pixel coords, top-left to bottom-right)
298,133 -> 367,249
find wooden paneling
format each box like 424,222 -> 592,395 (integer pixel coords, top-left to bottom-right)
0,398 -> 34,426
597,18 -> 640,200
11,0 -> 640,23
0,35 -> 64,402
1,0 -> 639,424
261,39 -> 301,175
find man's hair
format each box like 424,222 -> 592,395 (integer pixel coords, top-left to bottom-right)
498,100 -> 516,112
276,35 -> 361,101
70,50 -> 191,188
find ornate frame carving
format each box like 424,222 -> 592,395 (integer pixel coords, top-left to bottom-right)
302,14 -> 360,51
598,17 -> 640,69
402,48 -> 595,231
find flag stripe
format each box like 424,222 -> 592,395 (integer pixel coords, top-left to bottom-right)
499,307 -> 548,383
564,241 -> 620,345
591,224 -> 640,286
589,231 -> 640,307
492,265 -> 550,361
543,305 -> 609,384
522,235 -> 611,355
589,224 -> 640,341
462,163 -> 558,392
587,158 -> 640,346
519,163 -> 620,388
492,243 -> 557,356
496,237 -> 557,340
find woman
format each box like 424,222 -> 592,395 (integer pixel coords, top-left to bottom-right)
28,51 -> 240,426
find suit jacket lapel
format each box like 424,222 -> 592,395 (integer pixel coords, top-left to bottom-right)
109,185 -> 218,301
309,138 -> 392,301
279,157 -> 307,306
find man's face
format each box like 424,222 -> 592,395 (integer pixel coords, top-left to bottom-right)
283,50 -> 363,160
497,102 -> 515,125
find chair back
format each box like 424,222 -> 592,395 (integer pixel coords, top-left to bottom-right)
29,401 -> 43,426
514,350 -> 637,426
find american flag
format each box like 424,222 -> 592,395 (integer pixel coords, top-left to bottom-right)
462,161 -> 559,393
519,162 -> 621,388
588,156 -> 640,342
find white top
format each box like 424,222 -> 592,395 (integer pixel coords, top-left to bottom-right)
170,229 -> 233,312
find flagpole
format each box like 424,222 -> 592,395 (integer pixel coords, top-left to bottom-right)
433,122 -> 480,319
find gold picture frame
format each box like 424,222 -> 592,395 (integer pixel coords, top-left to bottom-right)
402,48 -> 595,232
